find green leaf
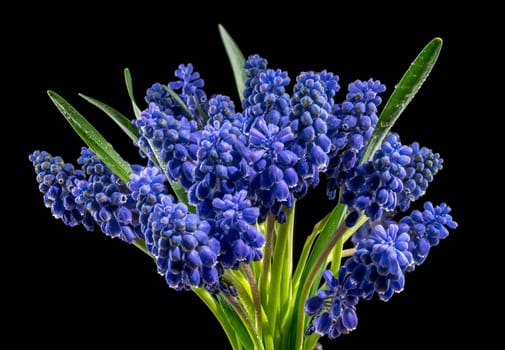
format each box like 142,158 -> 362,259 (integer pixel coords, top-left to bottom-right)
79,93 -> 140,143
163,85 -> 193,119
300,203 -> 346,283
124,68 -> 142,119
289,203 -> 347,350
216,295 -> 254,350
47,90 -> 132,183
292,211 -> 330,293
218,24 -> 246,101
360,38 -> 443,163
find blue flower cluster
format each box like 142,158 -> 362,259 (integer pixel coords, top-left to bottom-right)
341,132 -> 443,226
29,150 -> 92,229
305,202 -> 457,338
29,148 -> 142,243
73,147 -> 142,243
31,54 -> 455,307
326,79 -> 386,200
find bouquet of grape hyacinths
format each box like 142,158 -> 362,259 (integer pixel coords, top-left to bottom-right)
29,25 -> 457,350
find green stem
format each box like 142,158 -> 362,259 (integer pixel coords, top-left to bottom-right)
270,206 -> 295,348
242,263 -> 263,337
292,211 -> 330,294
260,215 -> 275,308
329,236 -> 345,276
132,238 -> 148,256
162,85 -> 193,119
224,294 -> 265,350
260,307 -> 275,350
341,247 -> 357,258
223,270 -> 255,320
194,289 -> 241,350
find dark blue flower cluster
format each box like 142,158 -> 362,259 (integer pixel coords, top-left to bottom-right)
72,148 -> 141,243
148,194 -> 221,290
134,103 -> 199,189
341,132 -> 443,226
29,148 -> 142,243
306,202 -> 457,338
305,269 -> 359,338
211,190 -> 264,269
326,79 -> 386,200
189,118 -> 249,219
288,71 -> 339,192
400,201 -> 457,266
29,150 -> 92,229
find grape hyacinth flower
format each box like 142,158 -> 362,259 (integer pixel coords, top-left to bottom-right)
400,202 -> 457,266
398,143 -> 443,211
345,223 -> 414,301
128,166 -> 170,247
189,118 -> 250,219
242,55 -> 291,131
326,79 -> 386,199
148,194 -> 222,291
305,269 -> 360,339
168,63 -> 208,121
29,150 -> 92,229
341,132 -> 443,227
134,103 -> 199,189
146,63 -> 208,123
211,190 -> 265,269
288,71 -> 339,190
73,147 -> 141,243
237,117 -> 299,223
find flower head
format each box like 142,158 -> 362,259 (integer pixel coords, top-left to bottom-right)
29,150 -> 92,229
128,165 -> 169,246
189,119 -> 250,219
345,223 -> 413,301
168,63 -> 208,121
211,190 -> 264,269
242,55 -> 291,132
148,195 -> 221,291
326,79 -> 386,199
288,71 -> 339,191
237,117 -> 299,223
73,148 -> 141,243
134,103 -> 199,189
400,202 -> 457,266
341,133 -> 443,226
305,269 -> 360,339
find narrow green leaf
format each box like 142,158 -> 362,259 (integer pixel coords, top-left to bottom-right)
289,203 -> 347,350
193,95 -> 209,124
218,24 -> 246,101
292,211 -> 330,292
216,294 -> 254,349
193,290 -> 245,350
163,85 -> 193,119
47,90 -> 132,183
301,203 -> 346,282
124,68 -> 142,119
79,93 -> 140,143
360,38 -> 443,163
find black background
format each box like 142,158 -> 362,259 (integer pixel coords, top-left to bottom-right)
7,3 -> 501,349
